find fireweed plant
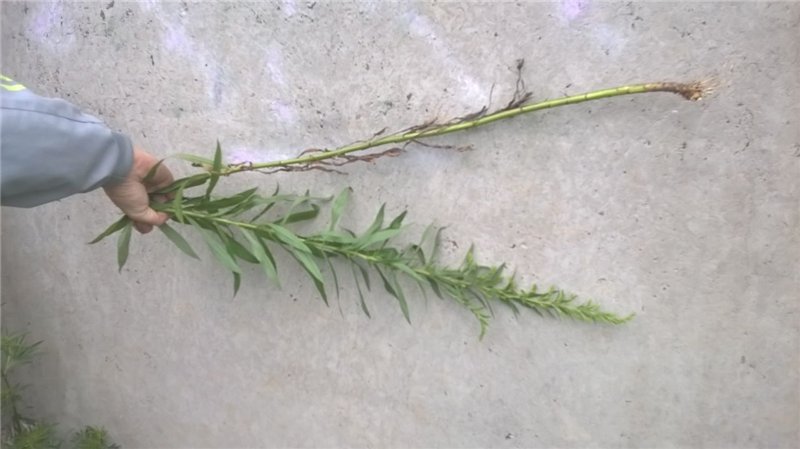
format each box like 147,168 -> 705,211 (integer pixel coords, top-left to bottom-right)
92,62 -> 714,337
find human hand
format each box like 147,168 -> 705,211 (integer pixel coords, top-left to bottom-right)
103,147 -> 174,234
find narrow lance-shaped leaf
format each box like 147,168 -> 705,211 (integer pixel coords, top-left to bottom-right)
364,204 -> 385,235
156,173 -> 209,194
388,210 -> 407,230
353,205 -> 390,248
353,260 -> 371,291
173,181 -> 187,223
158,223 -> 200,259
356,227 -> 404,249
351,263 -> 371,318
205,140 -> 223,199
241,229 -> 279,285
249,184 -> 282,223
426,274 -> 444,300
143,158 -> 166,183
275,203 -> 320,225
202,187 -> 259,211
267,223 -> 313,254
324,256 -> 341,300
376,266 -> 411,324
430,226 -> 446,263
117,220 -> 133,272
391,261 -> 425,284
287,247 -> 327,305
221,232 -> 259,264
330,187 -> 352,231
189,217 -> 242,274
175,153 -> 214,166
276,193 -> 310,226
89,215 -> 130,244
233,272 -> 242,296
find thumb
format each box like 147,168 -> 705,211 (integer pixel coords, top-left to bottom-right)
125,207 -> 169,226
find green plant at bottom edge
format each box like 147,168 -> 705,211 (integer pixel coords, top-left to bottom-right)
1,333 -> 119,449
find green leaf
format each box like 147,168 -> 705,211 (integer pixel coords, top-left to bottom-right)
226,196 -> 261,218
241,229 -> 279,285
267,224 -> 313,254
364,204 -> 385,236
251,202 -> 277,223
314,230 -> 355,246
10,422 -> 60,449
89,215 -> 130,244
464,245 -> 476,269
249,185 -> 282,222
427,277 -> 444,299
419,225 -> 445,263
117,220 -> 133,272
1,333 -> 42,375
158,223 -> 200,259
222,232 -> 259,264
388,210 -> 407,230
330,187 -> 352,230
72,426 -> 120,449
391,262 -> 425,284
351,264 -> 371,318
143,158 -> 166,183
275,204 -> 320,225
353,260 -> 371,291
175,153 -> 214,166
205,140 -> 223,199
288,248 -> 327,305
376,266 -> 410,323
212,140 -> 223,170
356,227 -> 403,249
173,181 -> 186,223
157,173 -> 210,195
202,187 -> 258,211
276,194 -> 308,226
468,287 -> 494,316
233,272 -> 242,296
190,218 -> 242,274
325,256 -> 341,300
205,173 -> 219,199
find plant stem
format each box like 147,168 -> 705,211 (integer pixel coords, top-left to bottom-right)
215,81 -> 710,175
2,371 -> 21,433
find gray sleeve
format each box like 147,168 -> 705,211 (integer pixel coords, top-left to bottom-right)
0,80 -> 133,208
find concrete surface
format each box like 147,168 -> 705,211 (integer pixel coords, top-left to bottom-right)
1,1 -> 798,447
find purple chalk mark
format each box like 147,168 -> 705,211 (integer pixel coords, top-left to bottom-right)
29,2 -> 61,37
281,0 -> 297,18
226,147 -> 266,165
265,43 -> 286,87
404,9 -> 485,104
227,145 -> 296,165
592,23 -> 627,55
561,0 -> 587,21
27,2 -> 75,50
271,100 -> 297,125
139,0 -> 158,12
212,67 -> 224,107
162,22 -> 195,56
160,16 -> 225,106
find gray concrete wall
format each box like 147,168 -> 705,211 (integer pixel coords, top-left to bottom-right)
1,1 -> 798,447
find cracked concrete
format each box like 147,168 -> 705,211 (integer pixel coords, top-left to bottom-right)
1,1 -> 798,447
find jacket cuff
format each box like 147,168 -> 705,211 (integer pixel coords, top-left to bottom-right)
106,131 -> 134,185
